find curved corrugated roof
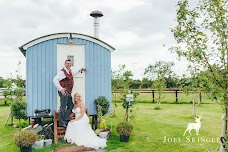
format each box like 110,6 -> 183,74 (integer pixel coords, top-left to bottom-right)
19,32 -> 115,56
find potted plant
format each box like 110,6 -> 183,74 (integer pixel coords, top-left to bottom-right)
95,105 -> 111,139
96,119 -> 111,139
116,121 -> 133,142
14,130 -> 38,152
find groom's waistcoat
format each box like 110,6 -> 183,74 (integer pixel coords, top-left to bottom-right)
59,68 -> 74,94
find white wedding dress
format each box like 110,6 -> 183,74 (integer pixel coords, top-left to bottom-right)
64,107 -> 107,149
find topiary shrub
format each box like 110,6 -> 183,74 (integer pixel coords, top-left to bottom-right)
94,96 -> 110,116
14,130 -> 38,148
11,101 -> 27,126
116,121 -> 133,136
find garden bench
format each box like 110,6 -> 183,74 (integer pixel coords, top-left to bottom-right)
54,109 -> 89,143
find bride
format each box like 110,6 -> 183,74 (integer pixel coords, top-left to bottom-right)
64,93 -> 107,149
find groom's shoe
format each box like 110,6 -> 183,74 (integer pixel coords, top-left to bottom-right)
58,122 -> 67,128
61,124 -> 67,128
66,139 -> 72,144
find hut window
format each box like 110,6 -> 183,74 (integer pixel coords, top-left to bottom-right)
67,55 -> 74,66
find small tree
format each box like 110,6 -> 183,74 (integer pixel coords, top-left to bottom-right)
112,64 -> 134,90
11,101 -> 27,127
3,78 -> 14,105
153,76 -> 166,109
0,77 -> 4,88
4,61 -> 26,127
183,66 -> 201,117
121,91 -> 139,122
144,61 -> 174,109
112,64 -> 126,90
123,70 -> 133,90
170,0 -> 228,145
112,64 -> 136,117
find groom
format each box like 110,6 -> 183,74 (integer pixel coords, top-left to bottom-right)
53,59 -> 86,127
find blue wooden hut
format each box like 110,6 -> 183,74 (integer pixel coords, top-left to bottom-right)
19,33 -> 115,117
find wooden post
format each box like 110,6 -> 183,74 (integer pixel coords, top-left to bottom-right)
199,92 -> 202,104
152,90 -> 155,103
115,90 -> 117,107
175,90 -> 178,103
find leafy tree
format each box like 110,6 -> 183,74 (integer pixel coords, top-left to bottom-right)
3,78 -> 14,105
112,64 -> 134,90
123,70 -> 133,90
129,79 -> 141,89
121,91 -> 139,122
4,61 -> 26,126
112,64 -> 138,118
0,77 -> 4,88
112,64 -> 126,90
183,66 -> 203,117
153,77 -> 166,109
11,101 -> 27,127
140,78 -> 152,89
165,74 -> 178,88
171,0 -> 228,136
144,61 -> 174,109
112,65 -> 140,120
177,74 -> 192,89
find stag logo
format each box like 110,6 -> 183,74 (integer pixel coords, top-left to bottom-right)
183,114 -> 202,136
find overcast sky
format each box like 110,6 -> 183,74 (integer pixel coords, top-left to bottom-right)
0,0 -> 189,80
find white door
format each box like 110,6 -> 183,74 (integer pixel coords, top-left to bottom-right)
57,44 -> 85,110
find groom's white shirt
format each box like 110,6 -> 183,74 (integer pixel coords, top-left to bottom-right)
53,67 -> 81,91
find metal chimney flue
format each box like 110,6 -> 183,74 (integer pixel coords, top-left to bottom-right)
90,10 -> 103,39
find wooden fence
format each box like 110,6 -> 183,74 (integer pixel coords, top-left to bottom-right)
112,89 -> 202,103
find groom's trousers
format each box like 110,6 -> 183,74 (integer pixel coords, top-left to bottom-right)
58,91 -> 73,126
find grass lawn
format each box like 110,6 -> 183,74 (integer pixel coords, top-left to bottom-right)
105,103 -> 223,152
0,102 -> 223,152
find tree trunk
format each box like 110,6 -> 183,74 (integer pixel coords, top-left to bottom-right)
192,93 -> 196,117
158,93 -> 161,108
220,114 -> 226,152
115,91 -> 117,107
125,108 -> 129,121
225,92 -> 228,132
19,119 -> 21,129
